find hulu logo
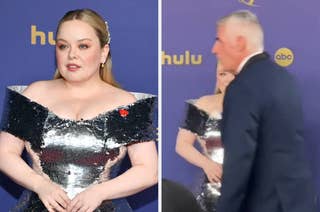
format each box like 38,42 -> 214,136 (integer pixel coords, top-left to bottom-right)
162,51 -> 202,65
31,25 -> 55,45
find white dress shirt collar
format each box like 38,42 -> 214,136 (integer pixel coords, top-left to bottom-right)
236,50 -> 264,74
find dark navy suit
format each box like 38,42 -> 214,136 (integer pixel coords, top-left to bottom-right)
217,53 -> 317,212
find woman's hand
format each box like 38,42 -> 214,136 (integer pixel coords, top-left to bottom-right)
67,184 -> 103,212
35,178 -> 70,212
202,159 -> 222,183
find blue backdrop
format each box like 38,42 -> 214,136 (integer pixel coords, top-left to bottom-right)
0,1 -> 158,211
162,0 -> 320,202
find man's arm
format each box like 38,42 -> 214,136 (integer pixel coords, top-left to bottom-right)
217,83 -> 260,212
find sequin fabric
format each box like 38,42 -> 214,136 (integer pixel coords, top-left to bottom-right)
181,100 -> 223,212
0,85 -> 157,212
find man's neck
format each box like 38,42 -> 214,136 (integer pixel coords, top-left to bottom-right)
236,50 -> 263,74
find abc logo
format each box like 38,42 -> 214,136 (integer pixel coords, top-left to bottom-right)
274,48 -> 294,67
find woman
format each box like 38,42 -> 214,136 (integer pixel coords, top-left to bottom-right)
0,9 -> 157,211
175,62 -> 234,212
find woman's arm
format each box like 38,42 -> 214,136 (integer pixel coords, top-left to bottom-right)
101,141 -> 158,197
68,141 -> 158,211
0,132 -> 40,191
176,129 -> 222,183
0,132 -> 70,211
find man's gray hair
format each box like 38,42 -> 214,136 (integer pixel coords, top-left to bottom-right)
217,10 -> 264,52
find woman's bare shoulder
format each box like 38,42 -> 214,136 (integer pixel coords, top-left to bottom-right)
195,94 -> 214,107
103,84 -> 136,106
22,79 -> 60,100
195,94 -> 223,113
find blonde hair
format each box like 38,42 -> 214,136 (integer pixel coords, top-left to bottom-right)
214,61 -> 224,94
54,9 -> 120,87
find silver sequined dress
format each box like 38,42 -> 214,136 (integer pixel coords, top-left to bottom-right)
181,100 -> 223,212
0,86 -> 157,212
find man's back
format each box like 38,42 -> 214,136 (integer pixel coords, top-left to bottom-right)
218,53 -> 317,212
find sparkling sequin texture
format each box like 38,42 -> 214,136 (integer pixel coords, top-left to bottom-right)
0,86 -> 157,212
181,100 -> 223,212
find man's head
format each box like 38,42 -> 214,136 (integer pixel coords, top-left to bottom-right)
212,10 -> 264,74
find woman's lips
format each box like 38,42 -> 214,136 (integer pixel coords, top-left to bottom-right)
66,63 -> 81,72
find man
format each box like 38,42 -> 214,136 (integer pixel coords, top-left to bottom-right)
213,10 -> 317,212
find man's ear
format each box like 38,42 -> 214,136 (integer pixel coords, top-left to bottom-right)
235,35 -> 246,52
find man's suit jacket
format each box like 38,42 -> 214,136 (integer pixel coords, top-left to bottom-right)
217,53 -> 317,212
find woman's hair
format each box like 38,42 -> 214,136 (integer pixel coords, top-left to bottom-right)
214,61 -> 223,94
213,61 -> 235,94
53,9 -> 120,87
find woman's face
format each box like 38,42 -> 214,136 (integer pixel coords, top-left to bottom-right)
216,64 -> 235,93
55,20 -> 109,83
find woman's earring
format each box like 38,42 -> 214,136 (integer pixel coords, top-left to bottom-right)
101,63 -> 105,68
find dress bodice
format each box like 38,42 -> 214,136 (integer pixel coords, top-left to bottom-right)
0,85 -> 157,211
180,99 -> 223,212
181,100 -> 223,164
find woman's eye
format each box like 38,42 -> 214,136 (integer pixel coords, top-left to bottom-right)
57,44 -> 67,50
79,44 -> 89,49
220,73 -> 227,76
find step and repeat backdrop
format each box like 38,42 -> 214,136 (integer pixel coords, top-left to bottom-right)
0,1 -> 158,211
163,0 -> 320,197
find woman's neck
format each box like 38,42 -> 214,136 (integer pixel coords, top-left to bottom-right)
61,77 -> 107,98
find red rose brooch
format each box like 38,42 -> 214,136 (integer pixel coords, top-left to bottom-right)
119,109 -> 129,117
